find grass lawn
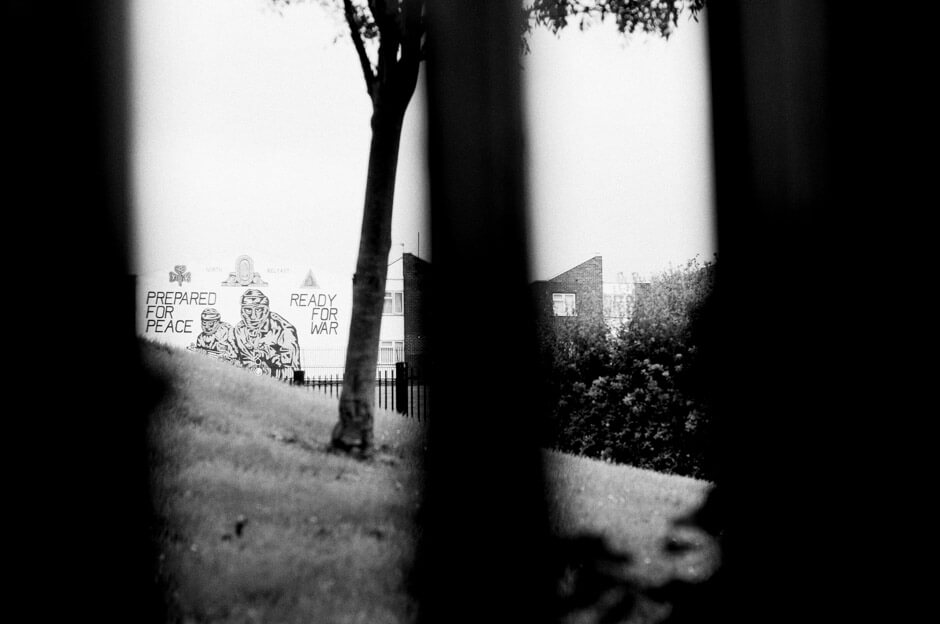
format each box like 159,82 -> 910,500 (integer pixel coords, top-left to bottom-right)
144,341 -> 715,624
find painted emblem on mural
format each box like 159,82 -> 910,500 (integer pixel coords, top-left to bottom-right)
300,269 -> 320,289
222,255 -> 268,287
188,289 -> 301,380
170,265 -> 192,287
187,308 -> 237,362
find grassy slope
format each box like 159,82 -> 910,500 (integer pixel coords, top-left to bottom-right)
144,341 -> 712,624
546,452 -> 712,585
147,342 -> 424,624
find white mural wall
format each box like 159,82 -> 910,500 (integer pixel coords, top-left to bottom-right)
137,254 -> 404,377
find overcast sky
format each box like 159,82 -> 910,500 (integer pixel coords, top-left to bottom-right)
130,0 -> 715,282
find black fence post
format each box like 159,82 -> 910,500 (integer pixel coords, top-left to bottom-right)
396,362 -> 408,415
292,370 -> 305,386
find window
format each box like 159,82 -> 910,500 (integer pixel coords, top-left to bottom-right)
604,294 -> 627,318
378,340 -> 405,365
552,293 -> 577,317
383,291 -> 404,315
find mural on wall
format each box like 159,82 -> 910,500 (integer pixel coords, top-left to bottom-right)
222,255 -> 268,287
231,289 -> 301,379
187,308 -> 237,362
141,256 -> 355,375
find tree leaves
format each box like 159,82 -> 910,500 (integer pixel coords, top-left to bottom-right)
524,0 -> 706,39
277,1 -> 705,61
540,258 -> 717,478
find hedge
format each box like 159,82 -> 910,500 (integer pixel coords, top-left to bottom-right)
539,257 -> 716,479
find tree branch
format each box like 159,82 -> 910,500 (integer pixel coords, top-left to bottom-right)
343,0 -> 376,99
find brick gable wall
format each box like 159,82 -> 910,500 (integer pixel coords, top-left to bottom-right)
531,256 -> 604,327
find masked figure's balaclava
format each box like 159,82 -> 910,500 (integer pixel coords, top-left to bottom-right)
240,289 -> 270,333
201,308 -> 221,335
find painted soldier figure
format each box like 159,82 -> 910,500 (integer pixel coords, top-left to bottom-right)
232,289 -> 301,380
188,308 -> 237,362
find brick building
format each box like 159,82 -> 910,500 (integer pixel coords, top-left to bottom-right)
402,252 -> 430,371
530,255 -> 605,327
384,253 -> 637,375
376,252 -> 432,373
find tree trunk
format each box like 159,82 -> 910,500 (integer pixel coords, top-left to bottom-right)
332,94 -> 408,453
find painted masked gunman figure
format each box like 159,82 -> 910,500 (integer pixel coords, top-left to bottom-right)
188,307 -> 237,362
232,289 -> 301,380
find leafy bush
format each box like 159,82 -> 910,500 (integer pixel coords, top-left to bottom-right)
539,257 -> 716,479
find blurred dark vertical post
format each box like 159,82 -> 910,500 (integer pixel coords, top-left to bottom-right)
417,1 -> 555,622
9,1 -> 164,621
703,1 -> 887,621
395,361 -> 408,414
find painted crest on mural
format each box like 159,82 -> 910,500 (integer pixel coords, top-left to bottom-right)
222,255 -> 268,287
169,265 -> 191,287
300,270 -> 320,289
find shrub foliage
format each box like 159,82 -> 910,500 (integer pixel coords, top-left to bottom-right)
539,257 -> 716,479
